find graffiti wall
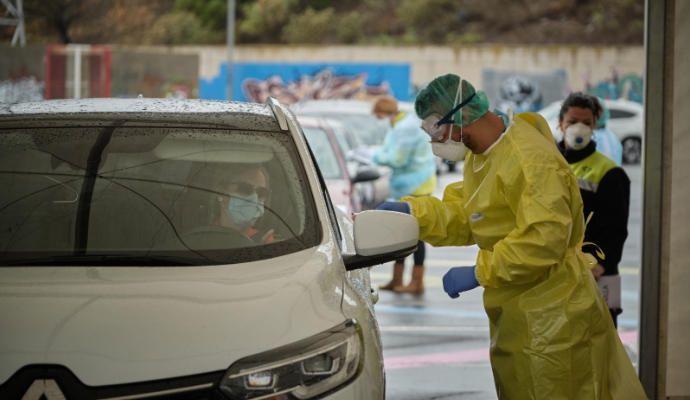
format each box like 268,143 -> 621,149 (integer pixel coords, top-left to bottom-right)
482,69 -> 569,113
585,70 -> 643,103
200,63 -> 411,103
0,45 -> 45,103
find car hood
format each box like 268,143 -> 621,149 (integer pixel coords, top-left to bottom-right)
0,245 -> 347,386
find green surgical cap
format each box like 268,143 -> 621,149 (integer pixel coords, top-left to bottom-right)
414,73 -> 490,127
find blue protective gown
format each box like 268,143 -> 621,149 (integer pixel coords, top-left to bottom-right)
372,112 -> 436,200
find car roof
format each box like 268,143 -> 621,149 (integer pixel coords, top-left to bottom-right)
0,98 -> 283,131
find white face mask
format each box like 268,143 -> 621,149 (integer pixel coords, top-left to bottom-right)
431,140 -> 467,161
564,122 -> 593,150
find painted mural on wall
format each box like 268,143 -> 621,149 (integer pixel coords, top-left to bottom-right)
482,69 -> 568,113
585,70 -> 643,103
0,77 -> 43,103
200,63 -> 410,103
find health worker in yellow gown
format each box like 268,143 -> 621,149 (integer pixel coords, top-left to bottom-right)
376,73 -> 646,400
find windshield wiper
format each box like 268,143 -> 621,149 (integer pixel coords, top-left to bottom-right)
1,254 -> 209,267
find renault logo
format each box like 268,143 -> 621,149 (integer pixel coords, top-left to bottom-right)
22,379 -> 66,400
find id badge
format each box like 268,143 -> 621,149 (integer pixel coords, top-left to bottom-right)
597,275 -> 621,309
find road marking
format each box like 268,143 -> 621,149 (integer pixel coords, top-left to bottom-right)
385,348 -> 489,369
375,304 -> 639,330
375,304 -> 487,319
370,272 -> 444,287
373,258 -> 640,275
380,325 -> 489,333
383,330 -> 638,370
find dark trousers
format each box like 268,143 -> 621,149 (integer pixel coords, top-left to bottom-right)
396,241 -> 425,265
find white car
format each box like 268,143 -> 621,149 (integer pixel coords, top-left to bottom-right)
290,99 -> 450,174
538,98 -> 644,164
0,98 -> 419,399
298,116 -> 389,212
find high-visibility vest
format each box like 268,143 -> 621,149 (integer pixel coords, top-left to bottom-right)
569,151 -> 617,193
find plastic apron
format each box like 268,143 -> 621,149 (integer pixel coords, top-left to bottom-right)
403,112 -> 646,399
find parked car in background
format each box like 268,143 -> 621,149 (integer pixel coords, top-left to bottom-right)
298,116 -> 390,210
539,98 -> 644,164
0,97 -> 420,400
298,116 -> 381,214
291,99 -> 452,174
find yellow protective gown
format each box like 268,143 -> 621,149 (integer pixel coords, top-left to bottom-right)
403,112 -> 646,400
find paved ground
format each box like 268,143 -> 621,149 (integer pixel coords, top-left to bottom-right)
372,164 -> 642,399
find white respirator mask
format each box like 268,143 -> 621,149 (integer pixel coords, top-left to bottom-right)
564,122 -> 593,150
431,140 -> 467,161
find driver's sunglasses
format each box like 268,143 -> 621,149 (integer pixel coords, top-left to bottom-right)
435,91 -> 477,127
228,181 -> 271,202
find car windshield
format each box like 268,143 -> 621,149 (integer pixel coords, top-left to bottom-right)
0,125 -> 321,266
302,127 -> 344,180
330,122 -> 362,155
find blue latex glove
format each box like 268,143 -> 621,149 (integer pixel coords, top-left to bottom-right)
442,266 -> 479,298
375,201 -> 410,214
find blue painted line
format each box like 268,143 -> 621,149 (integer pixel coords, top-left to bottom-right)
375,304 -> 487,319
622,290 -> 638,301
618,319 -> 638,329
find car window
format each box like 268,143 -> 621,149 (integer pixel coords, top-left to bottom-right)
330,123 -> 355,155
609,108 -> 636,119
302,127 -> 345,179
0,126 -> 321,266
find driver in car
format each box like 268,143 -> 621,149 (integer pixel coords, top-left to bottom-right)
214,164 -> 274,244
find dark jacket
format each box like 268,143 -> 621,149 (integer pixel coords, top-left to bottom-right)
558,141 -> 630,275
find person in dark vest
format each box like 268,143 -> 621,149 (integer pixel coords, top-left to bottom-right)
557,92 -> 631,327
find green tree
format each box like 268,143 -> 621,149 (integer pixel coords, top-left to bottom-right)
238,0 -> 296,43
175,0 -> 226,31
335,10 -> 365,44
282,7 -> 336,44
143,11 -> 219,45
398,0 -> 462,43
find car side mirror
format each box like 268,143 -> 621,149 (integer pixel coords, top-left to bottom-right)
351,167 -> 380,184
343,210 -> 418,270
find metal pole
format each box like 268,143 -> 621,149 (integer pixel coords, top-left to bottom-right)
226,0 -> 235,101
74,45 -> 82,99
15,0 -> 24,46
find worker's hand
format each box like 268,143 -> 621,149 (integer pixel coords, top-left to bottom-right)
591,264 -> 605,281
442,266 -> 479,299
375,201 -> 410,214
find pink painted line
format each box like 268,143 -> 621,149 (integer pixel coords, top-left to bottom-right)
385,330 -> 638,370
618,329 -> 637,346
385,348 -> 489,370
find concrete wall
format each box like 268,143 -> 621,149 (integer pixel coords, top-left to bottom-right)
111,47 -> 198,98
1,44 -> 643,102
174,44 -> 644,94
666,0 -> 690,396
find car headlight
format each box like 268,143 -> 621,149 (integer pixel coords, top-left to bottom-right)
220,320 -> 363,400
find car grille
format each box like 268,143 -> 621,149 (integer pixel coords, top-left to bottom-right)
0,365 -> 226,400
